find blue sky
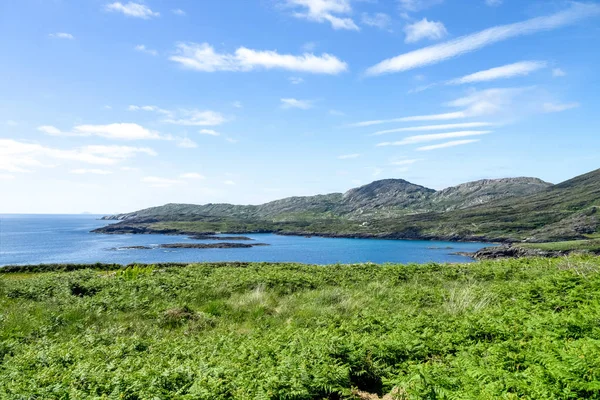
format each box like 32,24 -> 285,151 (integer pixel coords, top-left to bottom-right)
1,0 -> 599,213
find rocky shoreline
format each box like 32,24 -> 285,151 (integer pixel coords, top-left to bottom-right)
117,242 -> 269,250
458,244 -> 600,260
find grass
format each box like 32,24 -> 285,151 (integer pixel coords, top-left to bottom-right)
519,239 -> 600,252
2,258 -> 600,399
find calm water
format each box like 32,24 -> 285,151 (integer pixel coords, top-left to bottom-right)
0,214 -> 493,266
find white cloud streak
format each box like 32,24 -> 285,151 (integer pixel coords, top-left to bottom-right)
447,61 -> 547,84
180,172 -> 205,179
404,18 -> 447,43
284,0 -> 359,30
349,112 -> 467,127
552,68 -> 566,77
281,98 -> 313,109
338,153 -> 360,159
105,2 -> 160,19
169,42 -> 348,75
49,32 -> 74,39
543,102 -> 580,113
417,139 -> 480,151
372,122 -> 493,135
199,129 -> 220,136
361,13 -> 391,30
172,9 -> 186,16
366,2 -> 600,75
70,169 -> 112,175
39,123 -> 162,140
135,44 -> 158,56
377,130 -> 491,146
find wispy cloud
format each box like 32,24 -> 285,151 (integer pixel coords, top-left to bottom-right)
552,68 -> 566,77
180,172 -> 204,179
169,42 -> 348,75
338,153 -> 360,159
39,123 -> 162,140
199,129 -> 220,136
281,98 -> 313,109
372,122 -> 493,135
447,61 -> 547,85
404,18 -> 447,43
0,139 -> 156,173
349,112 -> 467,127
134,44 -> 158,56
417,139 -> 480,151
224,180 -> 236,185
366,3 -> 600,75
289,76 -> 304,84
330,109 -> 346,116
485,0 -> 502,6
361,13 -> 391,30
175,137 -> 198,148
163,109 -> 226,126
172,9 -> 186,16
105,2 -> 160,19
142,176 -> 183,188
389,158 -> 421,166
283,0 -> 359,30
543,102 -> 580,113
232,101 -> 243,108
377,130 -> 491,146
70,169 -> 112,175
128,105 -> 171,115
49,32 -> 74,40
398,0 -> 443,12
225,137 -> 238,144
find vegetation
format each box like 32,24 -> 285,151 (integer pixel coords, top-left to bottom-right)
2,257 -> 600,398
94,169 -> 600,243
519,239 -> 600,252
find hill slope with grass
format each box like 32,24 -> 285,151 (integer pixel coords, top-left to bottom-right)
2,258 -> 600,398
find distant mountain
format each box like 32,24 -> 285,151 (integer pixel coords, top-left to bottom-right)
103,176 -> 551,222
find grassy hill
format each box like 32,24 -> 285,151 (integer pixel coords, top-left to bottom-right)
95,169 -> 600,243
2,257 -> 600,398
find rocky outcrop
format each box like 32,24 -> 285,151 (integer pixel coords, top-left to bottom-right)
467,245 -> 566,260
160,243 -> 269,249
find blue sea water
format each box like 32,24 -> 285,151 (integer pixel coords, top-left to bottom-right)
0,214 -> 493,266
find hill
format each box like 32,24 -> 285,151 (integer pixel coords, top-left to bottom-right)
95,169 -> 600,242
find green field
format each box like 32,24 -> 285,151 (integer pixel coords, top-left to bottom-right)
519,239 -> 600,252
2,258 -> 600,399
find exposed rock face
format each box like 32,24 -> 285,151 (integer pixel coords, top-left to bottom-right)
429,177 -> 552,211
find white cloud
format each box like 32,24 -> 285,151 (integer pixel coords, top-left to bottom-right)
366,3 -> 600,75
6,120 -> 18,126
349,112 -> 467,127
485,0 -> 502,6
163,109 -> 227,126
232,101 -> 243,108
142,176 -> 184,188
224,180 -> 236,185
283,0 -> 359,30
105,2 -> 159,19
372,122 -> 493,135
445,87 -> 527,117
417,139 -> 480,151
70,169 -> 112,175
372,167 -> 383,177
289,76 -> 305,84
338,153 -> 360,159
281,98 -> 313,109
377,130 -> 491,146
447,61 -> 547,85
128,105 -> 171,115
225,137 -> 238,144
302,42 -> 317,52
176,137 -> 198,148
172,9 -> 186,16
49,32 -> 74,40
169,42 -> 348,75
37,125 -> 63,135
135,44 -> 158,56
398,0 -> 443,12
389,159 -> 421,166
330,109 -> 346,116
0,173 -> 15,180
74,123 -> 161,140
0,139 -> 156,173
199,129 -> 220,136
404,18 -> 447,43
543,102 -> 580,113
552,68 -> 566,77
361,13 -> 391,30
180,172 -> 205,179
